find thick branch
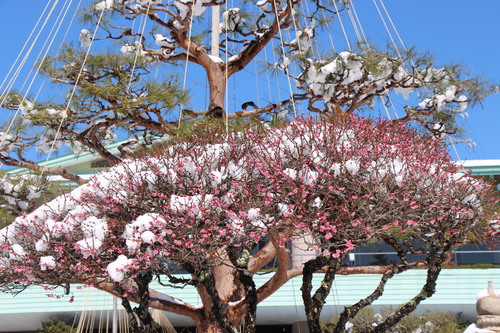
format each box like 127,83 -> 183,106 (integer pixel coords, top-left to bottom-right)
2,157 -> 86,185
231,231 -> 294,321
93,280 -> 204,323
248,241 -> 277,273
369,245 -> 453,333
302,254 -> 347,333
184,97 -> 305,120
227,1 -> 293,76
333,263 -> 415,333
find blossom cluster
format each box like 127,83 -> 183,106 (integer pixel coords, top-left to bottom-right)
0,116 -> 491,286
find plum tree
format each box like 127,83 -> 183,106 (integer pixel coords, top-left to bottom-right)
1,116 -> 496,332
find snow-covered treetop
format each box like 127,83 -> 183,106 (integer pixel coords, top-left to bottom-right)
0,116 -> 494,288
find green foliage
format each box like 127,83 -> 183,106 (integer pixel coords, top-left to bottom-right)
135,116 -> 271,157
0,206 -> 14,229
38,45 -> 189,114
38,317 -> 75,333
323,308 -> 468,333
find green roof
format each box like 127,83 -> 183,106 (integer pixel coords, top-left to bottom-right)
7,141 -> 122,175
461,160 -> 500,176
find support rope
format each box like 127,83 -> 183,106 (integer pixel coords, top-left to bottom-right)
272,0 -> 297,117
333,0 -> 351,51
39,3 -> 108,180
0,0 -> 62,151
224,1 -> 229,132
127,3 -> 152,91
0,0 -> 56,97
177,3 -> 195,129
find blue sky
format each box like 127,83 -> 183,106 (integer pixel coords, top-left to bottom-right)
1,0 -> 499,161
383,1 -> 500,161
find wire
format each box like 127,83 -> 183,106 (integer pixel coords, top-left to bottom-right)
272,0 -> 297,117
254,59 -> 260,108
319,7 -> 337,54
379,0 -> 407,50
127,3 -> 151,91
15,0 -> 76,121
372,0 -> 462,159
349,0 -> 368,43
224,2 -> 229,132
0,0 -> 61,152
40,3 -> 108,178
344,0 -> 394,120
347,5 -> 361,42
263,46 -> 274,104
177,4 -> 195,129
0,0 -> 84,186
333,0 -> 352,51
1,8 -> 58,105
0,0 -> 55,97
372,0 -> 402,58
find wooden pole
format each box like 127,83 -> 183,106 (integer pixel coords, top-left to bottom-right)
112,296 -> 117,333
211,5 -> 220,57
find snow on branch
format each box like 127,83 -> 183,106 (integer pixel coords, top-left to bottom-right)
291,48 -> 493,123
0,116 -> 494,291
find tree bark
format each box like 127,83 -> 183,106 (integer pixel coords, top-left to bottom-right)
206,63 -> 227,111
302,254 -> 347,333
333,264 -> 413,333
199,269 -> 240,332
368,247 -> 451,333
195,319 -> 229,333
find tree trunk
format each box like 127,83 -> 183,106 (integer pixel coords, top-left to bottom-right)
195,319 -> 229,333
302,256 -> 329,333
206,63 -> 227,112
302,253 -> 348,333
193,252 -> 245,332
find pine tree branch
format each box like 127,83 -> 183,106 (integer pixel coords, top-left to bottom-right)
1,156 -> 86,185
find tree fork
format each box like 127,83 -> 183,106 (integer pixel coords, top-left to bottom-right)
333,263 -> 414,333
197,270 -> 240,333
302,253 -> 348,333
133,272 -> 161,332
228,247 -> 258,333
369,244 -> 452,333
